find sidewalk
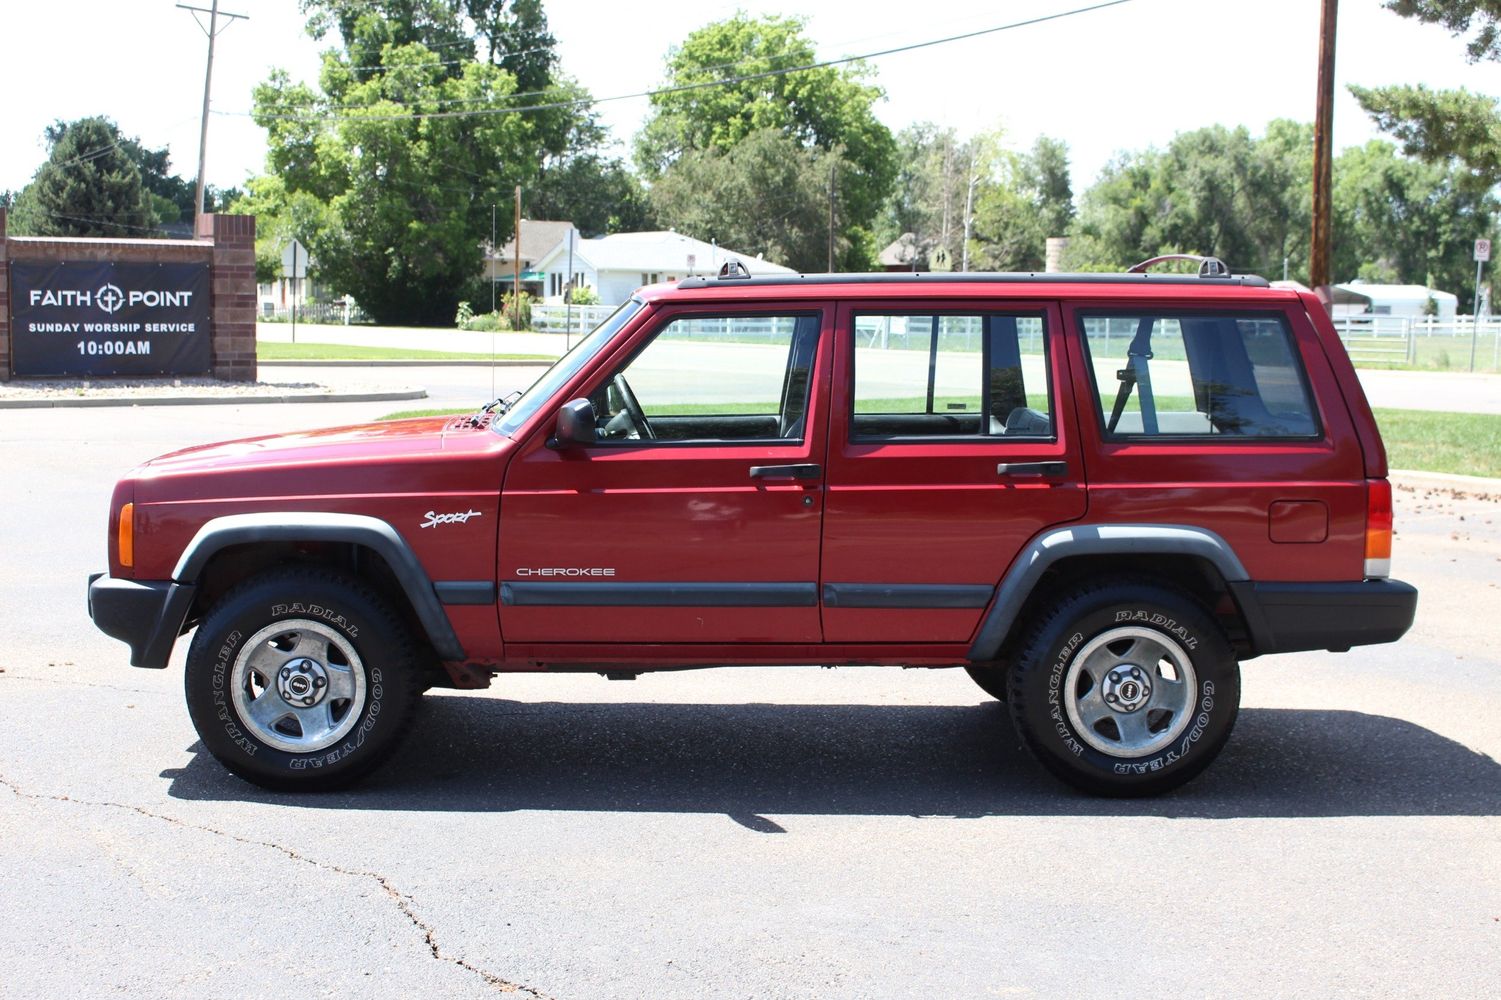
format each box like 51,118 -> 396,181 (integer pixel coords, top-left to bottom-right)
257,322 -> 572,358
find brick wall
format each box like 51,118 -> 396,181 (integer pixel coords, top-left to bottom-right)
206,213 -> 257,382
0,208 -> 257,382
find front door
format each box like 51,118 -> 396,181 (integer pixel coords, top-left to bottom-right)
820,299 -> 1087,643
499,305 -> 831,645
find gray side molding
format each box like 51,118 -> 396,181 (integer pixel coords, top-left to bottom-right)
173,512 -> 466,661
966,524 -> 1248,662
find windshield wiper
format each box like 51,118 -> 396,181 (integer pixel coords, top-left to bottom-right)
480,390 -> 522,415
463,390 -> 522,427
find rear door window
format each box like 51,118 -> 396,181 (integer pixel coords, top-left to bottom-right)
1078,312 -> 1319,438
851,312 -> 1052,439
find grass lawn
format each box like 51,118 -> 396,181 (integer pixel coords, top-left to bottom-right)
258,341 -> 553,362
380,408 -> 474,420
1374,408 -> 1501,478
378,404 -> 1501,478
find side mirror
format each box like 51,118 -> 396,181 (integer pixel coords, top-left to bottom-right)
552,398 -> 597,448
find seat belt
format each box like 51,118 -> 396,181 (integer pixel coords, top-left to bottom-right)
1106,317 -> 1157,434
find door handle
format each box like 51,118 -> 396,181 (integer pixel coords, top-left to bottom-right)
749,463 -> 822,480
996,461 -> 1068,478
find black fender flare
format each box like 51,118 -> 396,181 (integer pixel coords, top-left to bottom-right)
966,523 -> 1248,662
170,512 -> 467,662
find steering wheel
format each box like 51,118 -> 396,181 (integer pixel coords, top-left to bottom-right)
611,373 -> 654,439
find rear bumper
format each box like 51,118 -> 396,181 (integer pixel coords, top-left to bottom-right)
87,573 -> 196,669
1230,579 -> 1418,656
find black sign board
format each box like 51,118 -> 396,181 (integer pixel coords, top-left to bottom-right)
9,261 -> 212,376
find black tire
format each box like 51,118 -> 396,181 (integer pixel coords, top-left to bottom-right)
184,567 -> 422,791
964,664 -> 1008,702
1006,578 -> 1240,796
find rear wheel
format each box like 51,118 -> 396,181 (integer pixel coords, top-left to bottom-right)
184,567 -> 421,791
1007,579 -> 1239,796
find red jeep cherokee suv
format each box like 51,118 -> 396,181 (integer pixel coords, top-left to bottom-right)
87,260 -> 1417,795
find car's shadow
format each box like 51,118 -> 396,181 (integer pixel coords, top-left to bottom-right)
163,700 -> 1501,823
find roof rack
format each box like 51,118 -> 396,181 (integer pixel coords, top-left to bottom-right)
674,269 -> 1269,291
1127,254 -> 1230,277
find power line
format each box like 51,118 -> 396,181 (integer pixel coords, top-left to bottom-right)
27,209 -> 187,237
226,0 -> 1137,125
332,39 -> 553,73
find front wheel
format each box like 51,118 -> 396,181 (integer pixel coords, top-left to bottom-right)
1007,579 -> 1240,796
184,567 -> 421,791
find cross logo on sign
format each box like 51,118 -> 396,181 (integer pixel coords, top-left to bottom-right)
96,284 -> 125,314
1476,239 -> 1492,262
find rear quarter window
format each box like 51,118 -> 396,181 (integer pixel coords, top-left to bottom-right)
1078,311 -> 1320,439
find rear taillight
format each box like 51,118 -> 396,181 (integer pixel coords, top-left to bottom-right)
1364,479 -> 1392,578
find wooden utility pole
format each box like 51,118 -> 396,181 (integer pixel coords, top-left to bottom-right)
179,2 -> 247,234
1310,0 -> 1338,296
512,185 -> 522,326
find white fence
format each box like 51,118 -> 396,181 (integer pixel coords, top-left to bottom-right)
530,304 -> 617,337
1333,315 -> 1501,372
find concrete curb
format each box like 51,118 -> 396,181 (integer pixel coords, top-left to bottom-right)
1390,469 -> 1501,493
0,388 -> 428,409
258,359 -> 553,368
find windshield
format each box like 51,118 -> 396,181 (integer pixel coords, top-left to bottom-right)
493,298 -> 646,438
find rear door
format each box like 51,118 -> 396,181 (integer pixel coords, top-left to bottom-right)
499,303 -> 832,644
820,299 -> 1086,643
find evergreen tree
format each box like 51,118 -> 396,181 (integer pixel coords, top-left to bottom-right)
10,117 -> 154,237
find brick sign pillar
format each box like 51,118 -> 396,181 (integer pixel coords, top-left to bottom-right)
0,208 -> 257,382
204,212 -> 257,382
0,208 -> 10,380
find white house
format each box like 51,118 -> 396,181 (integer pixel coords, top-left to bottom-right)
531,231 -> 795,305
1331,281 -> 1459,322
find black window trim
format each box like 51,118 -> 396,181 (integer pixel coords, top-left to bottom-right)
848,307 -> 1057,444
583,308 -> 825,449
1075,306 -> 1325,443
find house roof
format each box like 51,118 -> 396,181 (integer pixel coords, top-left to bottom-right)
878,232 -> 930,267
564,231 -> 795,275
493,220 -> 576,265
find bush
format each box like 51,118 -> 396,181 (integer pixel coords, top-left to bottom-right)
463,311 -> 506,332
501,290 -> 531,331
567,284 -> 600,306
455,301 -> 474,328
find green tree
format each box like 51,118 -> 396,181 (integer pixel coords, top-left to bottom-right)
529,153 -> 653,235
649,128 -> 846,273
875,124 -> 975,268
1334,140 -> 1498,302
1351,3 -> 1501,186
9,116 -> 154,237
250,1 -> 592,324
636,14 -> 896,270
968,135 -> 1075,272
1065,122 -> 1312,278
1351,83 -> 1501,182
1381,1 -> 1501,61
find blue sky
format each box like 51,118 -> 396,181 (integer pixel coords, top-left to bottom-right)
5,0 -> 1500,198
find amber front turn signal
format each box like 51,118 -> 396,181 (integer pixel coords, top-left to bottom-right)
118,502 -> 134,568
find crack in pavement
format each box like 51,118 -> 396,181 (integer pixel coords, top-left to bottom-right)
0,772 -> 555,998
0,670 -> 163,695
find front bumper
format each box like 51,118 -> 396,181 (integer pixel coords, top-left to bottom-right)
87,573 -> 196,669
1230,579 -> 1419,656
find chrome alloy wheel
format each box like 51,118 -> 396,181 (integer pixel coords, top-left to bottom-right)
1063,626 -> 1198,758
230,619 -> 366,753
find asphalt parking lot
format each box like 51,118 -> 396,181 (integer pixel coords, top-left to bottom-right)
1,373 -> 1498,999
